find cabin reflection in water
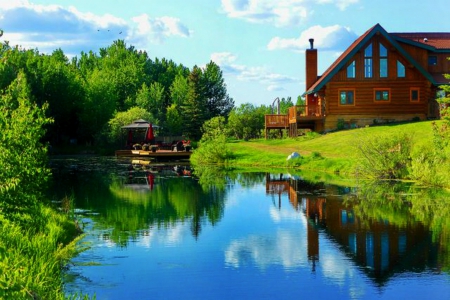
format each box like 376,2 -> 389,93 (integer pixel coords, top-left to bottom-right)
265,174 -> 433,284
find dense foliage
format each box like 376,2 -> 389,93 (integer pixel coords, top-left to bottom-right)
0,71 -> 53,222
0,39 -> 235,149
0,67 -> 83,299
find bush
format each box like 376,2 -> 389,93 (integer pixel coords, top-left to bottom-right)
190,134 -> 232,165
355,130 -> 413,179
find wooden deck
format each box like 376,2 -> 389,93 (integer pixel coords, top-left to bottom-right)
115,149 -> 192,160
265,105 -> 325,138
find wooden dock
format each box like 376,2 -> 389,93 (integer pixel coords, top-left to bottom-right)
115,149 -> 192,160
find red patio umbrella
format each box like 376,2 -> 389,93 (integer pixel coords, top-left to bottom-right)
145,123 -> 155,143
127,130 -> 133,146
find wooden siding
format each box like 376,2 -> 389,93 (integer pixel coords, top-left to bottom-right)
325,80 -> 430,116
323,33 -> 433,122
399,42 -> 450,74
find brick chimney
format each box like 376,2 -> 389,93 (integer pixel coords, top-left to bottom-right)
305,38 -> 317,91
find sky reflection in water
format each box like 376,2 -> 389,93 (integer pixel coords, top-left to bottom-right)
53,158 -> 450,300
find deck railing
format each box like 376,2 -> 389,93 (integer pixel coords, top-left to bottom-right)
265,114 -> 288,128
288,105 -> 322,121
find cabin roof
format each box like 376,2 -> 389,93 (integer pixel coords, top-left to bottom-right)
305,24 -> 448,95
391,32 -> 450,50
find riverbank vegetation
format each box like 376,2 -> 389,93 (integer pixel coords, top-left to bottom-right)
0,69 -> 83,298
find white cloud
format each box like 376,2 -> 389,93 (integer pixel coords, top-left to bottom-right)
220,0 -> 359,27
0,2 -> 190,56
220,0 -> 308,27
211,52 -> 298,92
267,24 -> 358,52
130,14 -> 191,44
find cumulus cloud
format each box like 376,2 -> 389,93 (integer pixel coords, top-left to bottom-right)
211,52 -> 298,92
267,24 -> 358,52
0,1 -> 190,56
220,0 -> 359,27
130,14 -> 191,45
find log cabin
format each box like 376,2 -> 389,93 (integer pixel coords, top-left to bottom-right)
265,23 -> 450,137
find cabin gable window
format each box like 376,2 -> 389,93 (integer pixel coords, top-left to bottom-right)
339,89 -> 355,106
428,56 -> 437,66
374,88 -> 390,102
379,43 -> 388,78
347,61 -> 356,78
397,61 -> 405,78
410,88 -> 420,102
364,44 -> 373,78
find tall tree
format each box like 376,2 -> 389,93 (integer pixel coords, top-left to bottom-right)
182,66 -> 206,140
201,61 -> 234,119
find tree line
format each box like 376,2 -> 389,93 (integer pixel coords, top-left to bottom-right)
0,39 -> 235,147
0,36 -> 304,151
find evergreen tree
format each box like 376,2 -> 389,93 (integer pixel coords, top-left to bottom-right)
182,66 -> 206,140
201,61 -> 234,119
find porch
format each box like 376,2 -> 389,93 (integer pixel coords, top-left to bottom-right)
264,105 -> 325,138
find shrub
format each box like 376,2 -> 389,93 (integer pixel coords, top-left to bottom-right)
337,118 -> 345,130
354,130 -> 413,179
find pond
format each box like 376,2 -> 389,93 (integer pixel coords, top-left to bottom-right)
49,157 -> 450,300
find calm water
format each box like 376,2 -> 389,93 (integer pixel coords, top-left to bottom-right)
50,157 -> 450,300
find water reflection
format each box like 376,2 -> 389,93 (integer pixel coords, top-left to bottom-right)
52,159 -> 450,299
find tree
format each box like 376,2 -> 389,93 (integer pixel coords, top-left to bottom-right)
165,104 -> 183,136
182,66 -> 207,140
201,61 -> 234,119
227,103 -> 265,140
135,82 -> 165,124
0,72 -> 53,221
170,73 -> 189,106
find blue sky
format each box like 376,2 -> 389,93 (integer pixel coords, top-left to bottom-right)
1,0 -> 449,106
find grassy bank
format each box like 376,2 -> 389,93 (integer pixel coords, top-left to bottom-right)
224,120 -> 438,176
0,205 -> 84,299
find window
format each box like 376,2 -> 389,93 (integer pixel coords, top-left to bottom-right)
397,61 -> 405,78
379,43 -> 388,78
428,56 -> 437,66
364,44 -> 373,78
339,89 -> 355,105
374,88 -> 390,102
347,61 -> 355,78
410,88 -> 420,102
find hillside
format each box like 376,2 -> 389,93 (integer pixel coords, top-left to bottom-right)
225,120 -> 439,174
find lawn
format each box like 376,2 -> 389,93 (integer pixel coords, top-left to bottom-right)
225,120 -> 439,175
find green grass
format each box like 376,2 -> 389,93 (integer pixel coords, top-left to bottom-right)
225,120 -> 439,175
0,205 -> 88,299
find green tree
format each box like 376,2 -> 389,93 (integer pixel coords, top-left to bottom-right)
166,104 -> 183,136
182,66 -> 207,140
170,73 -> 189,106
201,61 -> 234,119
227,103 -> 265,140
0,72 -> 52,221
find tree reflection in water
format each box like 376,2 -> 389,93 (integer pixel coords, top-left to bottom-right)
50,158 -> 450,288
